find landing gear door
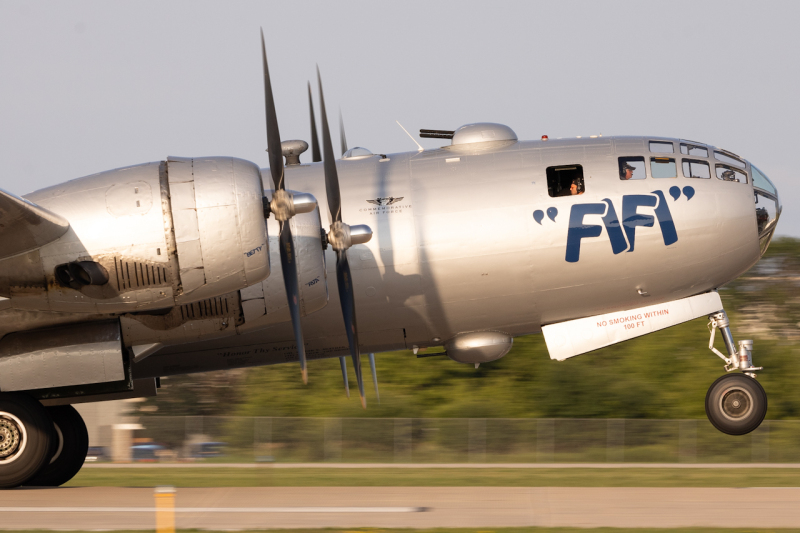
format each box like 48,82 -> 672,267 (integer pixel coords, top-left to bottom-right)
542,292 -> 723,361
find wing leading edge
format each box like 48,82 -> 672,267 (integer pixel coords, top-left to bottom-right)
0,188 -> 69,260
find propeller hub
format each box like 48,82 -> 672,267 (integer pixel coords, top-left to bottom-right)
328,221 -> 351,251
270,189 -> 296,222
328,222 -> 373,251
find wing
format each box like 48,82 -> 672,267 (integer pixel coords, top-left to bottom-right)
386,197 -> 404,205
366,199 -> 381,205
0,188 -> 69,260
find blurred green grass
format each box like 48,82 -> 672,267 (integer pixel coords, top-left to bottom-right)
65,467 -> 800,488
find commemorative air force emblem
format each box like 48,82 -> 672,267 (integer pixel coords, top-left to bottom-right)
366,197 -> 404,206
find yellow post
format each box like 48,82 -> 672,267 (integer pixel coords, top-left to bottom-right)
154,486 -> 175,533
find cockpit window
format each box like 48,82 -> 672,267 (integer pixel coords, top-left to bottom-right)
751,165 -> 777,195
752,165 -> 780,254
680,143 -> 708,157
714,151 -> 746,169
651,157 -> 677,178
619,157 -> 646,180
715,164 -> 747,183
649,141 -> 674,153
546,165 -> 585,197
682,159 -> 710,179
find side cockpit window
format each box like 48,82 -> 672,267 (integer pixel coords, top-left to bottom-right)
752,165 -> 777,195
713,150 -> 747,183
618,156 -> 646,180
682,159 -> 711,179
651,157 -> 677,178
547,165 -> 585,197
681,143 -> 709,157
649,141 -> 674,153
716,165 -> 747,183
714,151 -> 746,169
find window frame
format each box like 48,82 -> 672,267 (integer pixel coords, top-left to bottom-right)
546,164 -> 586,198
681,158 -> 711,179
680,143 -> 709,157
649,141 -> 675,154
715,163 -> 748,184
751,164 -> 777,195
650,156 -> 678,179
714,150 -> 746,169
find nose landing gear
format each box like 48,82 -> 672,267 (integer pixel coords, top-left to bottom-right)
705,311 -> 767,435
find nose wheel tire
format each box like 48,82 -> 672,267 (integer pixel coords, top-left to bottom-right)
705,373 -> 767,436
25,405 -> 88,487
0,393 -> 54,489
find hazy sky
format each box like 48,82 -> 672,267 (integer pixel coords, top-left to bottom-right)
1,1 -> 798,234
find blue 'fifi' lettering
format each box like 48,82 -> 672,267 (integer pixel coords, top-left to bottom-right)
621,194 -> 657,253
564,192 -> 677,263
651,190 -> 678,246
565,203 -> 605,263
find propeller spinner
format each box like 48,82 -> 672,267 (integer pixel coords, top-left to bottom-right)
260,29 -> 317,383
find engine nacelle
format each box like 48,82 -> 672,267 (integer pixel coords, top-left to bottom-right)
119,202 -> 328,350
5,156 -> 269,313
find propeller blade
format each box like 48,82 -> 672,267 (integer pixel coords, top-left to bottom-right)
317,67 -> 342,224
368,353 -> 380,404
261,31 -> 306,383
338,356 -> 350,398
336,249 -> 365,407
260,29 -> 284,191
339,109 -> 348,157
279,221 -> 307,383
308,82 -> 321,163
318,67 -> 366,408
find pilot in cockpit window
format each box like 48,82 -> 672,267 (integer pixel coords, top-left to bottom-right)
556,179 -> 584,196
621,164 -> 635,180
546,165 -> 585,198
619,157 -> 646,180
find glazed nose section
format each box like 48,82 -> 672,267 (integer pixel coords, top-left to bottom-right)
751,164 -> 781,256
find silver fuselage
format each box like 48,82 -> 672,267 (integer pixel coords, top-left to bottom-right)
123,135 -> 772,377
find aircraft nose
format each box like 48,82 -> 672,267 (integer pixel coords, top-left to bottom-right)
751,164 -> 781,256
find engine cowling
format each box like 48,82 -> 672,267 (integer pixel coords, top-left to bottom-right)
165,156 -> 269,303
6,156 -> 269,313
118,201 -> 328,349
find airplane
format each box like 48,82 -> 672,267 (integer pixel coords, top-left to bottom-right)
0,32 -> 781,488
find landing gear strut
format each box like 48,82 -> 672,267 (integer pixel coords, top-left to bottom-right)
0,393 -> 54,489
705,311 -> 767,435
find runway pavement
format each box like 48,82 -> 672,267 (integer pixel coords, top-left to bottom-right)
2,486 -> 799,529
